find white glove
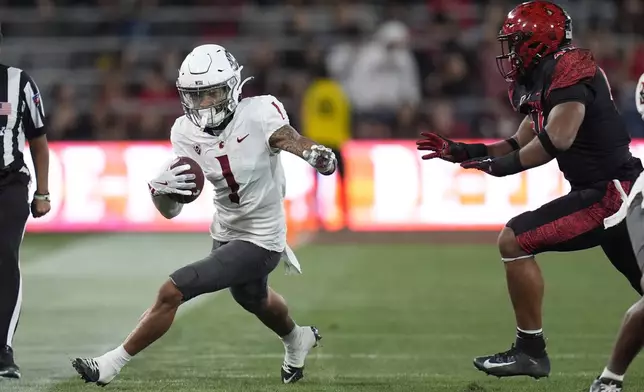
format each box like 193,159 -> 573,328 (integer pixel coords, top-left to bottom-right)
148,160 -> 196,197
303,145 -> 336,175
636,73 -> 644,120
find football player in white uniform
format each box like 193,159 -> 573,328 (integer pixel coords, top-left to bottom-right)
588,73 -> 644,392
71,44 -> 336,386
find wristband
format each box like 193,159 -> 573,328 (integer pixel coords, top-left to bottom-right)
33,193 -> 50,201
463,143 -> 488,159
505,137 -> 520,151
493,150 -> 525,176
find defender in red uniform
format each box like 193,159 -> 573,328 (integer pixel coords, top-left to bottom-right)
417,0 -> 644,379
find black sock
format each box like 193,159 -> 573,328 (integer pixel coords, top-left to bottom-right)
515,329 -> 547,358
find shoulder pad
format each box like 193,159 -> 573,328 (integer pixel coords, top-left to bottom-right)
547,49 -> 596,97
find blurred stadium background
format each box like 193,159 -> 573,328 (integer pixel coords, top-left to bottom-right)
3,0 -> 644,391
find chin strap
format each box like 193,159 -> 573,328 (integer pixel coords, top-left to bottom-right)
235,66 -> 254,96
237,77 -> 253,95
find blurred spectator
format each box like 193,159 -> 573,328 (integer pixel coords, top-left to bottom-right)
615,0 -> 644,35
136,108 -> 168,140
47,84 -> 83,140
244,43 -> 278,98
425,51 -> 474,98
326,23 -> 364,85
424,100 -> 470,139
138,66 -> 175,104
395,103 -> 421,139
1,0 -> 642,140
344,20 -> 421,136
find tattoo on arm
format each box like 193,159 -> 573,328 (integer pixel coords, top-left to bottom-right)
268,125 -> 315,158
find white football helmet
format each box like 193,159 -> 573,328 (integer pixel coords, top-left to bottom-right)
636,73 -> 644,120
177,44 -> 252,130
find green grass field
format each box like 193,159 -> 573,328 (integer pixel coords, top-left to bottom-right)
2,233 -> 642,392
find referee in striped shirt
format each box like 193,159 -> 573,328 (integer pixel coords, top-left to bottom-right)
0,23 -> 51,380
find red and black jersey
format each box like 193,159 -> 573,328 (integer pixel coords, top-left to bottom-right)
509,47 -> 642,189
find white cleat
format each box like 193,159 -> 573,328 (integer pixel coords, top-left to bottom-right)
281,326 -> 321,384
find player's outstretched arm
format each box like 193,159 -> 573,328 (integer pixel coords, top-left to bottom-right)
460,103 -> 584,177
268,125 -> 336,175
416,116 -> 533,163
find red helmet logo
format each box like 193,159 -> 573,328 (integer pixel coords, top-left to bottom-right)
497,1 -> 572,82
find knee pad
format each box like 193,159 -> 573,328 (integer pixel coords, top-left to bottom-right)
230,284 -> 267,314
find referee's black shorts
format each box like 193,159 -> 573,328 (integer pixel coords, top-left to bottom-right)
0,169 -> 30,347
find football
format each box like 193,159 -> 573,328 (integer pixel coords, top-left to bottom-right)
167,156 -> 204,204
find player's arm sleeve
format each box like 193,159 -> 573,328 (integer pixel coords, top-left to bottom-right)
21,71 -> 46,140
261,97 -> 290,154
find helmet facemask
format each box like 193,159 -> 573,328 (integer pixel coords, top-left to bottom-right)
178,76 -> 238,130
177,45 -> 254,134
496,31 -> 531,83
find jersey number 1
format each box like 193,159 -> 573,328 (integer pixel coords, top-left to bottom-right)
215,155 -> 240,204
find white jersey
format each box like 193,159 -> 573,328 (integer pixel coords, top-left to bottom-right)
170,95 -> 290,252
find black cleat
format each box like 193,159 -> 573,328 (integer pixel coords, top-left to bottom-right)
0,345 -> 20,379
473,344 -> 550,379
281,363 -> 304,384
589,377 -> 623,392
72,357 -> 107,386
280,326 -> 321,384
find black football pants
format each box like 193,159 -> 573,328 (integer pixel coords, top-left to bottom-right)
0,170 -> 29,349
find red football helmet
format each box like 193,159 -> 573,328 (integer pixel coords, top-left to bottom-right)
496,1 -> 572,82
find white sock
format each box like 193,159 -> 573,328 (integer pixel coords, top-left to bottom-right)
281,325 -> 302,346
600,367 -> 624,382
99,345 -> 132,371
